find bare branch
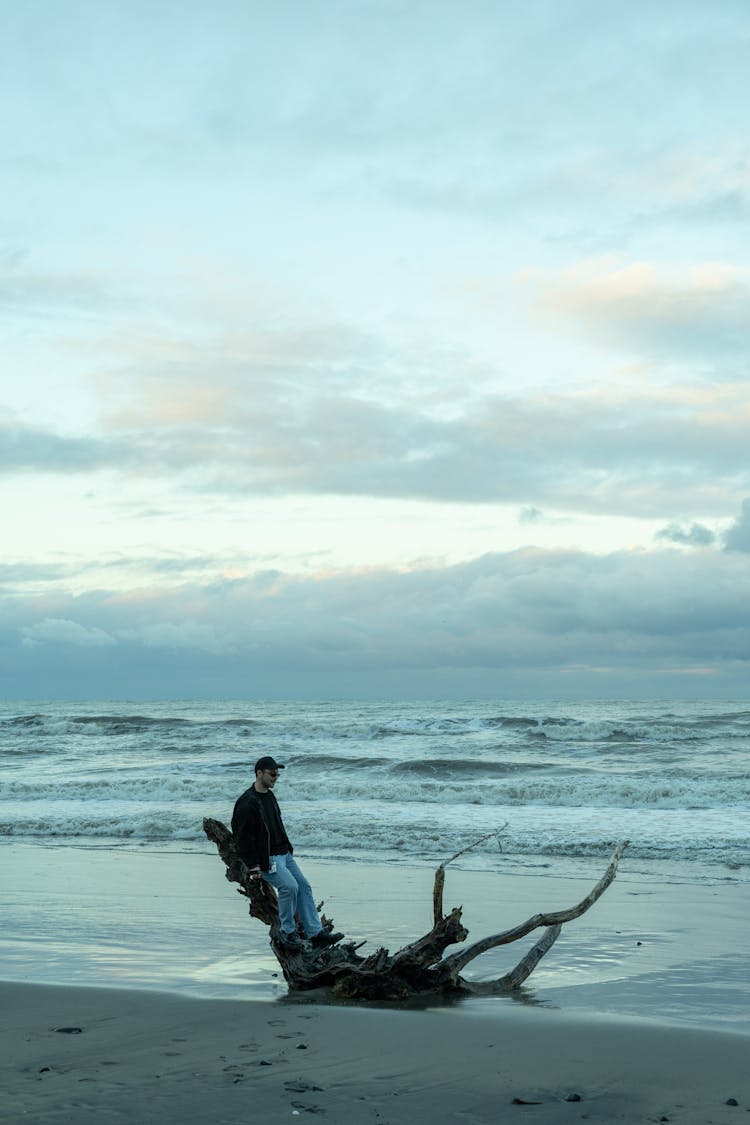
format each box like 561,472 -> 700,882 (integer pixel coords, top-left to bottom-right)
433,827 -> 508,924
437,840 -> 629,978
497,924 -> 562,989
463,925 -> 563,995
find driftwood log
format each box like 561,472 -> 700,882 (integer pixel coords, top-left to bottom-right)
203,816 -> 628,1001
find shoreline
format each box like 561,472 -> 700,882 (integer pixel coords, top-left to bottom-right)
3,979 -> 748,1125
2,841 -> 749,1034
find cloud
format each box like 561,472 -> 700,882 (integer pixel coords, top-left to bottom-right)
518,507 -> 571,528
0,415 -> 132,473
0,562 -> 71,586
655,522 -> 716,547
21,617 -> 117,648
5,546 -> 750,697
4,368 -> 750,520
121,621 -> 227,654
724,498 -> 750,553
0,554 -> 247,597
0,255 -> 136,319
534,260 -> 750,359
638,187 -> 750,232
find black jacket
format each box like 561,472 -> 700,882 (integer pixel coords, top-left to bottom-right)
231,785 -> 293,872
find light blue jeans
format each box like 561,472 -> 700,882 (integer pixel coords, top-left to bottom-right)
261,852 -> 323,938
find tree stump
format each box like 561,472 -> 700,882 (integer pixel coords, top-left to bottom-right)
203,816 -> 628,1001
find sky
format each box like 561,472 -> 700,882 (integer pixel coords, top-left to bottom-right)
3,0 -> 750,700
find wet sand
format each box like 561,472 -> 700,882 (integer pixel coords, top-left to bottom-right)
2,843 -> 749,1122
3,979 -> 748,1125
2,843 -> 749,1031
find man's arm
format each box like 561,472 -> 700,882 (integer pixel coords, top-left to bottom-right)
231,793 -> 263,877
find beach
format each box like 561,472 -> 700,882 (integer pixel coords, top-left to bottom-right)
2,842 -> 749,1123
2,700 -> 748,1122
3,979 -> 748,1125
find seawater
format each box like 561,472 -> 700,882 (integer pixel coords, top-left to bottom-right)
1,699 -> 748,884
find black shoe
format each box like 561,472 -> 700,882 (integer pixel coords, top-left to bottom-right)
310,929 -> 344,948
279,931 -> 304,950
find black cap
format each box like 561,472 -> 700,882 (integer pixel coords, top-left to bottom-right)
255,755 -> 285,773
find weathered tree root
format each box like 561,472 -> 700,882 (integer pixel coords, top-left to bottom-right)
203,816 -> 628,1001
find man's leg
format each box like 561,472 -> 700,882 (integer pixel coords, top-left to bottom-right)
281,854 -> 323,938
263,855 -> 344,948
260,856 -> 299,936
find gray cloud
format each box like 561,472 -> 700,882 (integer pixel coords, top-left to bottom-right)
4,546 -> 750,698
639,189 -> 750,232
4,374 -> 750,520
724,498 -> 750,553
0,550 -> 331,597
0,561 -> 71,585
0,418 -> 132,473
21,617 -> 117,648
655,522 -> 717,547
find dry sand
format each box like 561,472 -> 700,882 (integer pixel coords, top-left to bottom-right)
2,980 -> 748,1125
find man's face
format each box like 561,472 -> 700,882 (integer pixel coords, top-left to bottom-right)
258,767 -> 279,789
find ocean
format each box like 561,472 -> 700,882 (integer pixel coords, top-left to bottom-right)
2,698 -> 748,884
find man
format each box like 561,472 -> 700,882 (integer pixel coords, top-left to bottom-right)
231,755 -> 344,951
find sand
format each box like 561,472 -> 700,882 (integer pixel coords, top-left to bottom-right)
2,843 -> 749,1123
2,980 -> 748,1125
3,843 -> 749,1028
